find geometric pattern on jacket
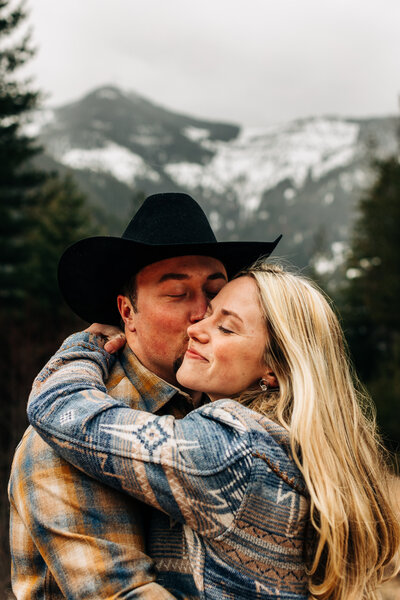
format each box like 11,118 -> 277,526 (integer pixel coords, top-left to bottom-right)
28,333 -> 310,599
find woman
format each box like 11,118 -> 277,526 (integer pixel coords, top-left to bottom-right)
28,263 -> 400,599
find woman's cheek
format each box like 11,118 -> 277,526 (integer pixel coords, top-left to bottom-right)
215,348 -> 238,380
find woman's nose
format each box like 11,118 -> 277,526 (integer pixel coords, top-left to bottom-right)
187,320 -> 209,344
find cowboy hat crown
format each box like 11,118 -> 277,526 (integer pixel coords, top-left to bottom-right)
122,192 -> 217,244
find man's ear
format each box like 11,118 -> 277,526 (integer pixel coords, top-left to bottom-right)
263,368 -> 279,389
117,295 -> 136,332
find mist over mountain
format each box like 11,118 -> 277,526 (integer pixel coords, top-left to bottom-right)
29,85 -> 399,276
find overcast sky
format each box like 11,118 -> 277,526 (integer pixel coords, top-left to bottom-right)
24,0 -> 400,126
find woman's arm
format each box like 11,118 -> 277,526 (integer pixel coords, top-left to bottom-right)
28,333 -> 253,538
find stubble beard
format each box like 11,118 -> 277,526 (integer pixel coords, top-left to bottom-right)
173,334 -> 190,374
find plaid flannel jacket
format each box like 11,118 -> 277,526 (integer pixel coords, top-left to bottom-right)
9,335 -> 199,599
27,333 -> 310,600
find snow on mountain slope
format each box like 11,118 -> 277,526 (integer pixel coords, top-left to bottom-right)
29,86 -> 397,273
60,142 -> 161,185
29,87 -> 361,218
167,118 -> 360,212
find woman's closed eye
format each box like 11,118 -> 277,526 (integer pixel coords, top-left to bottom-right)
218,325 -> 235,335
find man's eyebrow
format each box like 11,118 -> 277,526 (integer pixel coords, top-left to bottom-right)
158,273 -> 189,283
221,308 -> 243,323
158,271 -> 227,284
208,272 -> 227,281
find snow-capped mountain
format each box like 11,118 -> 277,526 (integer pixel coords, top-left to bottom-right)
30,85 -> 399,275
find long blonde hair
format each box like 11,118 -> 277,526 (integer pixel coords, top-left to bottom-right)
238,262 -> 399,599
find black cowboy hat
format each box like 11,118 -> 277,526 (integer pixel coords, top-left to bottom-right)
58,192 -> 281,324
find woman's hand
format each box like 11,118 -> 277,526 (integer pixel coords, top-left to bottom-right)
84,323 -> 126,354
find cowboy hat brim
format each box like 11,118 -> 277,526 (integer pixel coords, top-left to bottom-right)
58,235 -> 282,325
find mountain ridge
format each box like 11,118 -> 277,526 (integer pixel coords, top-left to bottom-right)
30,85 -> 399,277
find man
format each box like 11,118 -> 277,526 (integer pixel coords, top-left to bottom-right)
9,192 -> 280,598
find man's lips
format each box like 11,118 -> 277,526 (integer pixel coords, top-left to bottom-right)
185,347 -> 208,361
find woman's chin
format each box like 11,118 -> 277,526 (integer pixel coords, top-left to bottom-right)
176,369 -> 202,392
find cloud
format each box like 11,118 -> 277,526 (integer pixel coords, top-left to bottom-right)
27,0 -> 400,125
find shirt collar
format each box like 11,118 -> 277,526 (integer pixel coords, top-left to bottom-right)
118,344 -> 191,413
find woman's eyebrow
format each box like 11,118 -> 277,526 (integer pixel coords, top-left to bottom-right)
220,308 -> 243,323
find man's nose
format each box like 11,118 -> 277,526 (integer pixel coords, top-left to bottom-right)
188,295 -> 209,324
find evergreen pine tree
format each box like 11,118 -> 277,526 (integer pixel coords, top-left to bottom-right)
0,0 -> 43,305
0,5 -> 100,592
342,156 -> 400,452
25,173 -> 99,315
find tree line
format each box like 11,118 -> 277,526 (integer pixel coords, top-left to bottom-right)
0,0 -> 399,596
0,1 -> 99,592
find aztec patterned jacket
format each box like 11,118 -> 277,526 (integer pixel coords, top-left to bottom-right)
28,332 -> 311,600
9,335 -> 198,599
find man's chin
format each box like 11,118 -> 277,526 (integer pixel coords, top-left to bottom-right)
173,354 -> 184,374
173,338 -> 189,374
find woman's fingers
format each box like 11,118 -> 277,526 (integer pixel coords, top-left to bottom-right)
104,333 -> 126,354
84,323 -> 126,354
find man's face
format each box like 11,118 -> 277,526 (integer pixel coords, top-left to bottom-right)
119,255 -> 227,385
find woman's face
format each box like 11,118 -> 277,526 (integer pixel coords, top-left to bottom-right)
176,276 -> 267,400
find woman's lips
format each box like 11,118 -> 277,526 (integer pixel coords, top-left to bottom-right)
185,347 -> 208,361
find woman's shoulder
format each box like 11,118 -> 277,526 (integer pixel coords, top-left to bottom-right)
194,400 -> 305,492
195,398 -> 287,437
193,399 -> 290,454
